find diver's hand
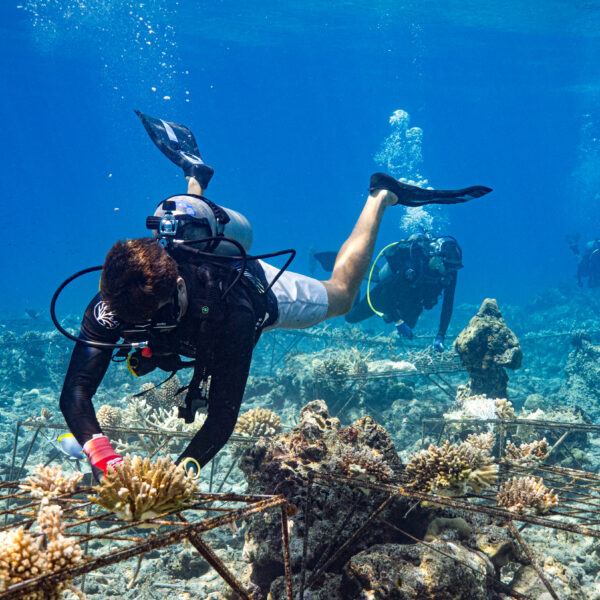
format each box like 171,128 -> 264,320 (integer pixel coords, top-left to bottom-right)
83,435 -> 123,478
395,321 -> 413,340
433,334 -> 445,353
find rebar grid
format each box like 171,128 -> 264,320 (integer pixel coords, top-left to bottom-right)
0,483 -> 293,600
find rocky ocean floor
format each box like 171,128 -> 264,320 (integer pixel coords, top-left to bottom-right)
3,285 -> 600,598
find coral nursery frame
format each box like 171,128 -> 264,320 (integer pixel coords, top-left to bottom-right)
0,482 -> 293,600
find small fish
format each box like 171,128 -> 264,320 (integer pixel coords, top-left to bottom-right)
57,433 -> 85,460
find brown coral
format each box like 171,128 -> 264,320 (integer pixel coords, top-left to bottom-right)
494,398 -> 515,420
20,465 -> 83,499
139,374 -> 186,412
336,446 -> 395,483
235,407 -> 283,438
96,404 -> 123,428
89,455 -> 198,521
465,432 -> 495,453
0,504 -> 83,599
505,438 -> 549,464
497,476 -> 558,514
405,438 -> 498,496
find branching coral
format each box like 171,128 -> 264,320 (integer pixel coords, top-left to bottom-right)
0,503 -> 83,599
465,432 -> 495,453
405,438 -> 498,497
335,446 -> 395,483
89,455 -> 198,521
497,476 -> 558,514
96,404 -> 123,428
495,398 -> 515,420
20,465 -> 83,499
505,439 -> 549,464
235,407 -> 283,438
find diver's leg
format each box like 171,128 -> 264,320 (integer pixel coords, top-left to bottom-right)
322,190 -> 396,318
187,176 -> 205,196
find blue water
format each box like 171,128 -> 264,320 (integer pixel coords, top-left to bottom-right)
1,1 -> 599,318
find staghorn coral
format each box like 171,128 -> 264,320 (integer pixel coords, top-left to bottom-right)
465,432 -> 495,453
495,398 -> 515,420
20,465 -> 83,499
96,404 -> 123,428
89,455 -> 198,521
497,476 -> 558,514
505,439 -> 549,465
335,446 -> 395,483
0,503 -> 83,599
405,438 -> 498,497
234,407 -> 283,438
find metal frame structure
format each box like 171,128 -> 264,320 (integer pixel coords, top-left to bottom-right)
0,482 -> 293,600
7,420 -> 259,493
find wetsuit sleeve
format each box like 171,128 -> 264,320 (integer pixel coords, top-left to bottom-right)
59,295 -> 120,447
177,307 -> 255,468
438,272 -> 457,338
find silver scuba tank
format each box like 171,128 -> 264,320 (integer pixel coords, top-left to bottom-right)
152,194 -> 253,256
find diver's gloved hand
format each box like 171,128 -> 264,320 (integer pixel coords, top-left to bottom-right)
395,321 -> 414,340
83,434 -> 123,480
433,334 -> 445,353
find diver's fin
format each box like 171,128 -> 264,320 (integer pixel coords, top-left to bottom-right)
369,173 -> 492,207
135,110 -> 214,189
313,251 -> 338,272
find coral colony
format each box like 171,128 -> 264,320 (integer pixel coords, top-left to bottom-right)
8,295 -> 600,600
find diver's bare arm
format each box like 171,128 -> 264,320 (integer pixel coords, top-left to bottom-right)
322,189 -> 397,318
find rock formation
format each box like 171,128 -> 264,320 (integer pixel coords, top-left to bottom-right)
454,298 -> 522,399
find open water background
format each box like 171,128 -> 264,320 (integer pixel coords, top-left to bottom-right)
0,0 -> 599,323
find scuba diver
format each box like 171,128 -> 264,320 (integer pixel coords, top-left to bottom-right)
312,232 -> 462,352
567,234 -> 600,288
55,111 -> 492,480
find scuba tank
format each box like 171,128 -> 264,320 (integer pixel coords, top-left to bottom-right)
147,194 -> 252,255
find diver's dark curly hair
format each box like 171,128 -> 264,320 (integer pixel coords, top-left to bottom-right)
100,238 -> 179,323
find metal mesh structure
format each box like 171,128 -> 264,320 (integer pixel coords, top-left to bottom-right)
0,482 -> 293,600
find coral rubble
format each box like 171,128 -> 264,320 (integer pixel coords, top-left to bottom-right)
497,476 -> 559,514
89,455 -> 198,521
454,298 -> 522,398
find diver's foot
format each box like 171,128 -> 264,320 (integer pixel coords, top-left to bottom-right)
369,173 -> 405,205
369,187 -> 398,207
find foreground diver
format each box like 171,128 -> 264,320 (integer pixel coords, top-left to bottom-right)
57,112 -> 492,479
567,233 -> 600,288
313,232 -> 463,352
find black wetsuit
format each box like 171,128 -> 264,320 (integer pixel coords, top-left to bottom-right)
577,240 -> 600,288
345,242 -> 457,339
59,260 -> 277,467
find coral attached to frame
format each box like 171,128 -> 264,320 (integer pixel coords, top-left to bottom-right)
505,438 -> 549,465
497,476 -> 559,514
89,455 -> 198,522
405,438 -> 498,497
20,464 -> 84,499
0,503 -> 84,599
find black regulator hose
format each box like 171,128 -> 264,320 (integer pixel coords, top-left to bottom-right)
50,265 -> 142,351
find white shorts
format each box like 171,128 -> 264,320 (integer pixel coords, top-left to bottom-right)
259,261 -> 329,331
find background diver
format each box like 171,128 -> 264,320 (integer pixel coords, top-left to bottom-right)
312,232 -> 463,352
55,111 -> 492,480
567,233 -> 600,288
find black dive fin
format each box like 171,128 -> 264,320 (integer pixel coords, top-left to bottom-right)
369,172 -> 492,207
313,251 -> 338,272
135,110 -> 214,189
313,250 -> 380,282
